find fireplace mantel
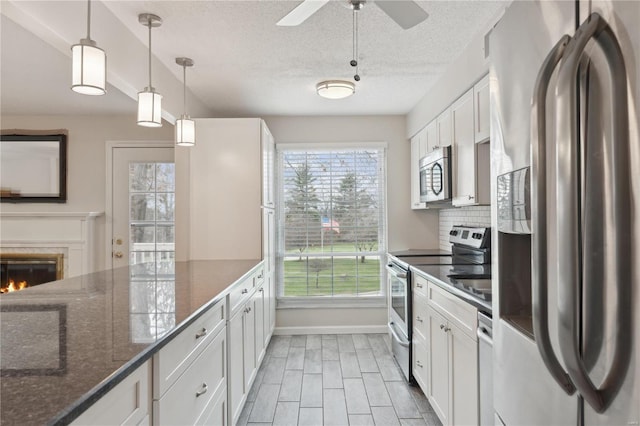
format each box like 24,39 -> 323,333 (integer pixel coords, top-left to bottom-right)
0,212 -> 103,278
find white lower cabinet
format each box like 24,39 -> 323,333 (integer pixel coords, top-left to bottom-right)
72,262 -> 273,426
412,272 -> 480,426
428,307 -> 450,424
228,268 -> 272,425
228,305 -> 246,424
153,328 -> 226,425
71,360 -> 151,426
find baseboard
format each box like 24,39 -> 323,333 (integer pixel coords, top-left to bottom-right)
274,325 -> 389,335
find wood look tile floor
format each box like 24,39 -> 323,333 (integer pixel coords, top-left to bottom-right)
238,334 -> 442,426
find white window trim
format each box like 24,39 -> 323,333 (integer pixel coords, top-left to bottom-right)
275,142 -> 388,305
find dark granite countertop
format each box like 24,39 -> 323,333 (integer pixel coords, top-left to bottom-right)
409,264 -> 492,315
389,248 -> 452,257
0,259 -> 261,426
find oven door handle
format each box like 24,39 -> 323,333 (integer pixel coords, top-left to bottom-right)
386,264 -> 407,279
388,322 -> 410,347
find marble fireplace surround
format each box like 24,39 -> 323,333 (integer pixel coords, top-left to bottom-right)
0,212 -> 103,279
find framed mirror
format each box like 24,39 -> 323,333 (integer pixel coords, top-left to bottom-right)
0,133 -> 67,203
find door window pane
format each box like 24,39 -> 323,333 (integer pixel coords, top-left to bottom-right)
128,161 -> 176,343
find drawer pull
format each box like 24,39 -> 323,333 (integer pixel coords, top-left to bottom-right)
195,383 -> 208,397
440,324 -> 451,333
195,328 -> 208,339
258,273 -> 264,279
416,360 -> 424,368
416,316 -> 423,323
416,283 -> 423,288
241,288 -> 248,294
258,288 -> 264,293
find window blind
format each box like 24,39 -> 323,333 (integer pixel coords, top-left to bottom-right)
276,145 -> 387,299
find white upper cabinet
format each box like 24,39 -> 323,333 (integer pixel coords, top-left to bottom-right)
410,135 -> 426,210
425,120 -> 438,153
451,77 -> 491,207
451,89 -> 476,206
436,107 -> 452,149
473,74 -> 490,143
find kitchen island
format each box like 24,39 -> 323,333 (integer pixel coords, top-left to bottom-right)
0,259 -> 262,425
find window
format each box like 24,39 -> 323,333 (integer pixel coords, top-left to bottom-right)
128,162 -> 176,343
276,144 -> 386,301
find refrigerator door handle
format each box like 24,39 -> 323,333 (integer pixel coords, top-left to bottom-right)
530,34 -> 576,395
556,12 -> 632,414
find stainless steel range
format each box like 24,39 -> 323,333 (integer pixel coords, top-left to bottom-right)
386,226 -> 491,382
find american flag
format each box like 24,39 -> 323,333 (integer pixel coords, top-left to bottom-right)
321,217 -> 340,233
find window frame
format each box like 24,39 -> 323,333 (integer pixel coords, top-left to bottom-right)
275,142 -> 388,307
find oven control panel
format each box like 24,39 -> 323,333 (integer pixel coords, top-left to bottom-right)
449,226 -> 491,249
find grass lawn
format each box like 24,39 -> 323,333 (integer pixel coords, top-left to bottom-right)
285,242 -> 378,255
283,256 -> 381,296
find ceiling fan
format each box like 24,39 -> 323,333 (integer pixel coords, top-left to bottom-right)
277,0 -> 429,30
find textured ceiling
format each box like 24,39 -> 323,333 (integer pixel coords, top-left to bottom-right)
1,1 -> 507,117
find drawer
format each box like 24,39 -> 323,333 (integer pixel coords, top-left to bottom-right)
153,302 -> 225,398
72,360 -> 151,426
154,328 -> 226,425
428,282 -> 477,340
413,294 -> 429,340
412,273 -> 429,298
229,273 -> 256,315
412,333 -> 429,395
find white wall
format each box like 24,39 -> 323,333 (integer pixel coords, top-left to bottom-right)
264,115 -> 440,331
0,115 -> 174,270
406,6 -> 506,138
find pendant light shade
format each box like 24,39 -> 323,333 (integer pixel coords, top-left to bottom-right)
137,89 -> 163,127
137,14 -> 163,127
176,115 -> 195,146
175,57 -> 195,146
71,0 -> 106,95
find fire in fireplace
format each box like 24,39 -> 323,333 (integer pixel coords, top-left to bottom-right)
0,254 -> 63,294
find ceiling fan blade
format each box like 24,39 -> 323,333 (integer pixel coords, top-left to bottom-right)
374,1 -> 429,29
277,0 -> 330,26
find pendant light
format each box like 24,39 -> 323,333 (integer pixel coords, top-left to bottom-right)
175,58 -> 196,146
71,0 -> 106,95
137,13 -> 163,127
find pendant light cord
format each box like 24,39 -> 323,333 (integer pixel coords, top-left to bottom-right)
183,64 -> 187,115
86,0 -> 91,39
148,20 -> 153,90
352,8 -> 360,81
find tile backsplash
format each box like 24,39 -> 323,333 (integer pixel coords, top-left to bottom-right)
439,206 -> 491,251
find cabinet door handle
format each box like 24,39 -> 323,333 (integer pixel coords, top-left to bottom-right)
195,328 -> 207,339
258,288 -> 264,293
440,324 -> 450,332
241,288 -> 248,294
416,283 -> 423,288
195,383 -> 208,397
258,273 -> 264,279
416,316 -> 423,323
416,360 -> 424,368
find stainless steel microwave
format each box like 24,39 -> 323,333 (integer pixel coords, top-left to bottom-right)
419,146 -> 452,203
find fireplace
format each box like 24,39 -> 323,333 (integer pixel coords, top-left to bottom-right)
0,254 -> 63,293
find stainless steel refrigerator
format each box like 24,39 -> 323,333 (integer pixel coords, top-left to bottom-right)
490,0 -> 639,424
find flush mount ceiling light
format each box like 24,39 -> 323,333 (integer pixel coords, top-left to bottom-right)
175,57 -> 195,147
71,0 -> 106,95
137,13 -> 163,127
316,80 -> 355,99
